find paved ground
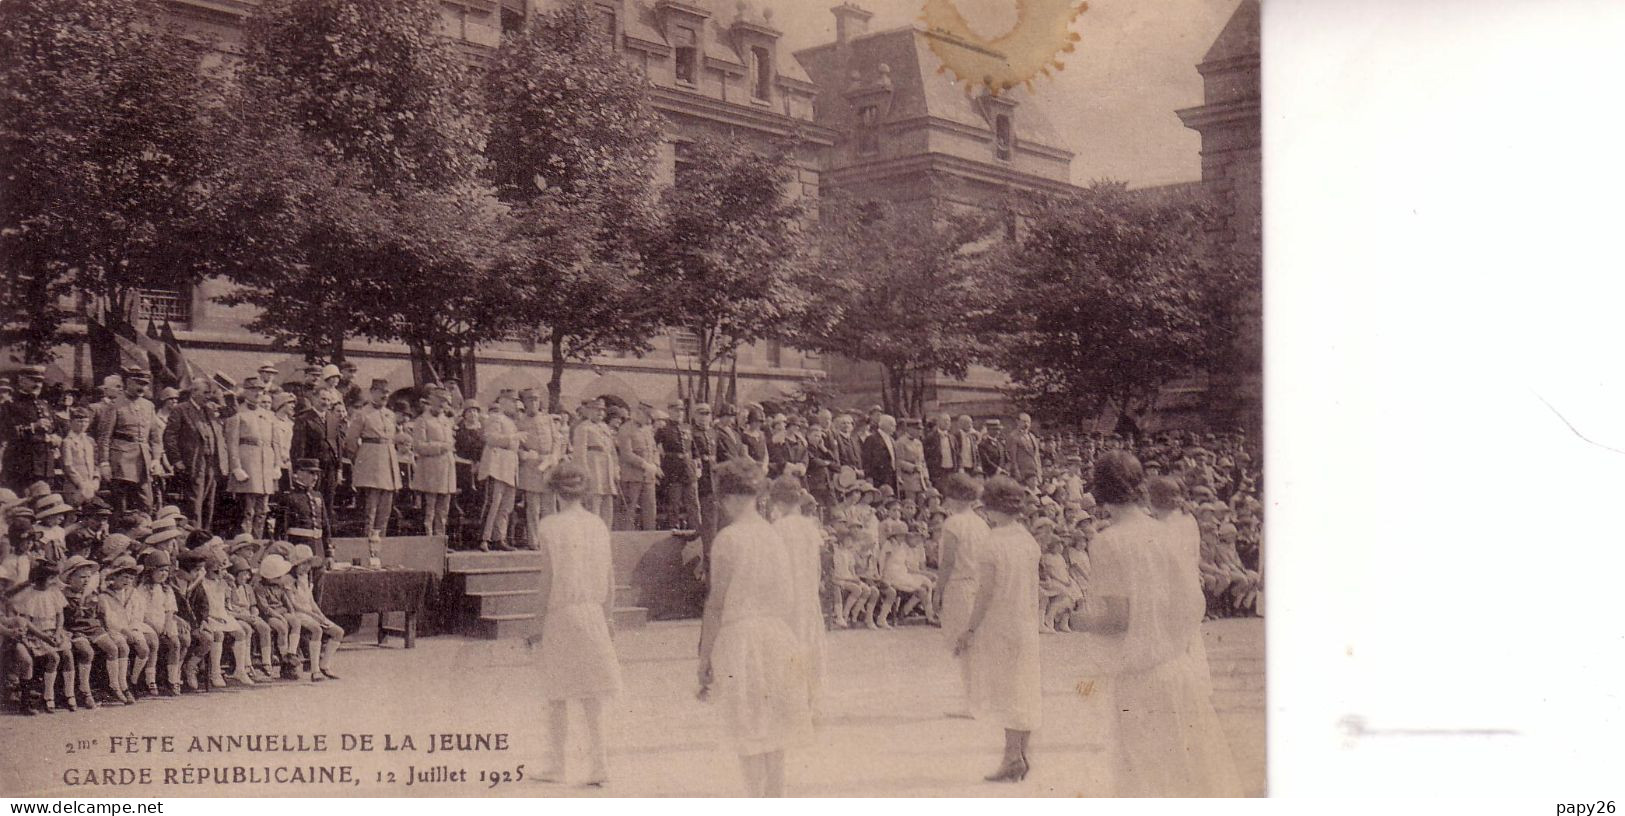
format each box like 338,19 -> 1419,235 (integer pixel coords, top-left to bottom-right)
1,618 -> 1263,797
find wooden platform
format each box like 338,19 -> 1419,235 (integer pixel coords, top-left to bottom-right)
443,531 -> 705,639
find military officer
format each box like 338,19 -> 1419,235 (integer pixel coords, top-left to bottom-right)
655,403 -> 700,531
514,387 -> 558,548
615,402 -> 661,531
476,389 -> 520,551
410,387 -> 458,538
570,398 -> 619,529
345,378 -> 403,540
282,458 -> 334,561
96,367 -> 163,513
225,379 -> 278,537
1,365 -> 59,493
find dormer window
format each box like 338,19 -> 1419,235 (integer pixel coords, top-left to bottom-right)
856,104 -> 879,154
751,46 -> 772,101
994,113 -> 1013,161
674,25 -> 697,85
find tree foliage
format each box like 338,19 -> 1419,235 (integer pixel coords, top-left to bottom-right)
806,195 -> 1004,417
988,184 -> 1252,427
485,0 -> 667,410
0,0 -> 220,363
641,136 -> 814,403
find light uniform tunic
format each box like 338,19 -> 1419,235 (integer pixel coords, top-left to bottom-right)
225,408 -> 279,495
533,505 -> 622,700
709,517 -> 813,754
513,412 -> 555,494
410,413 -> 457,494
771,513 -> 828,715
477,412 -> 519,486
965,522 -> 1042,731
346,405 -> 402,491
570,420 -> 619,496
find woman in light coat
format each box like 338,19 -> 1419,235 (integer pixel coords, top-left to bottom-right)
226,392 -> 279,538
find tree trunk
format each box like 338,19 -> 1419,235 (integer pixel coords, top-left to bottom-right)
459,345 -> 479,399
695,330 -> 712,405
328,334 -> 346,366
547,329 -> 566,414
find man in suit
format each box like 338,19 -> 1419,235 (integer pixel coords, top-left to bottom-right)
164,382 -> 229,531
922,412 -> 956,485
97,367 -> 162,513
690,402 -> 720,543
1005,412 -> 1043,484
291,387 -> 342,512
0,365 -> 58,493
976,418 -> 1008,478
655,404 -> 700,531
712,403 -> 748,467
832,413 -> 864,478
861,413 -> 899,492
953,414 -> 979,474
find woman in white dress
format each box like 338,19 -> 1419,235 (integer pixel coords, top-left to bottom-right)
698,460 -> 812,797
937,472 -> 990,718
1076,453 -> 1242,797
767,474 -> 827,718
531,462 -> 622,787
953,475 -> 1042,783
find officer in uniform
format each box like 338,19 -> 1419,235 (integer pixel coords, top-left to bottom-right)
514,387 -> 558,548
0,365 -> 59,493
615,402 -> 661,531
570,398 -> 619,529
96,367 -> 163,513
282,458 -> 334,561
655,404 -> 699,531
344,378 -> 403,540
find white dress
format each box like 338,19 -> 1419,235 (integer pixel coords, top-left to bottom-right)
534,506 -> 623,700
709,517 -> 813,754
1080,508 -> 1242,797
965,522 -> 1043,731
771,513 -> 828,715
939,510 -> 991,647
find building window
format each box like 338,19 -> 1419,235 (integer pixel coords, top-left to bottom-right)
673,26 -> 697,85
671,329 -> 701,357
137,287 -> 191,324
856,104 -> 879,154
765,339 -> 782,367
596,6 -> 617,51
500,6 -> 524,35
751,46 -> 772,101
994,113 -> 1012,161
672,141 -> 695,185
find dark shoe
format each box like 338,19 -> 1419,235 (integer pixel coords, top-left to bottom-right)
161,685 -> 181,698
983,756 -> 1029,783
321,669 -> 341,681
492,541 -> 515,551
81,692 -> 99,710
64,696 -> 78,712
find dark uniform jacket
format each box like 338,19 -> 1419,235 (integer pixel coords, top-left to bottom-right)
656,423 -> 697,484
976,436 -> 1008,478
290,408 -> 341,471
281,486 -> 334,558
0,393 -> 57,490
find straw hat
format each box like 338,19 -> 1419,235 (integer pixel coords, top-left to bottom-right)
258,554 -> 292,581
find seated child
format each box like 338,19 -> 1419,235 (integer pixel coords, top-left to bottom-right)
827,530 -> 877,629
1038,532 -> 1084,633
854,535 -> 897,629
135,550 -> 185,696
61,555 -> 117,709
883,527 -> 937,624
286,545 -> 344,682
9,560 -> 71,713
225,556 -> 279,681
96,556 -> 144,705
173,550 -> 223,691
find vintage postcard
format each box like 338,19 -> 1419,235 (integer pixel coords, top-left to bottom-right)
0,0 -> 1262,797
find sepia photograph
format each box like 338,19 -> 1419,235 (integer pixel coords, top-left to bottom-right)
0,0 -> 1262,798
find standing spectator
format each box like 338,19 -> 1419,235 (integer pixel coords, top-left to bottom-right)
224,381 -> 278,538
923,413 -> 955,485
976,419 -> 1007,478
571,398 -> 620,530
690,403 -> 719,542
860,414 -> 899,492
164,384 -> 228,532
58,408 -> 99,506
1005,413 -> 1043,484
803,426 -> 837,509
656,404 -> 700,532
96,368 -> 162,514
831,413 -> 864,479
270,392 -> 296,490
476,390 -> 521,552
894,418 -> 930,504
452,405 -> 484,539
515,387 -> 558,546
410,388 -> 457,538
615,402 -> 661,531
290,388 -> 342,513
345,378 -> 403,541
151,387 -> 179,504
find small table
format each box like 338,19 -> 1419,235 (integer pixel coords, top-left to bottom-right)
316,569 -> 435,648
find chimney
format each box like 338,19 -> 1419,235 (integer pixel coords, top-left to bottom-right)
832,2 -> 872,45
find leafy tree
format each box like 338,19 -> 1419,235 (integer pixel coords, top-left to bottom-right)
484,0 -> 666,411
0,0 -> 220,365
804,195 -> 1003,418
988,183 -> 1251,428
212,0 -> 487,380
641,136 -> 813,404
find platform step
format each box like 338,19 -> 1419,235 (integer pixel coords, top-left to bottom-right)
612,606 -> 649,628
466,613 -> 542,640
466,589 -> 543,617
452,567 -> 543,594
613,584 -> 640,607
446,550 -> 545,572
